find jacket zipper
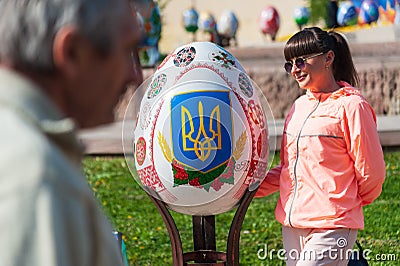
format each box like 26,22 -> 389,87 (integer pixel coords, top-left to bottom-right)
288,98 -> 321,227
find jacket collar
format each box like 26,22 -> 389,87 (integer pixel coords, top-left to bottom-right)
306,81 -> 361,101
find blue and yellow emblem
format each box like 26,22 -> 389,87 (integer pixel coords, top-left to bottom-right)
170,91 -> 233,173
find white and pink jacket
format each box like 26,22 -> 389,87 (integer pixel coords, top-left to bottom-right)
256,81 -> 386,229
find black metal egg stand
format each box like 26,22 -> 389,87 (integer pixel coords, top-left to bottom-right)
147,184 -> 258,266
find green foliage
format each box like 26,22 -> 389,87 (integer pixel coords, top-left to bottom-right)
83,151 -> 400,265
307,0 -> 330,26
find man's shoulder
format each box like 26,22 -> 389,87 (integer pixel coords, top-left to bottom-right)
0,109 -> 87,194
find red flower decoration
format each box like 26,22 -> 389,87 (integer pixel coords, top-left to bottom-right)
172,160 -> 188,180
211,178 -> 224,191
189,177 -> 201,187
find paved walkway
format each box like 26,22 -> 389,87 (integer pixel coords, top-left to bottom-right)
78,115 -> 400,155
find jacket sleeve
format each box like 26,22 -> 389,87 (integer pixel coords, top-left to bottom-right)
255,105 -> 295,198
343,96 -> 386,206
254,164 -> 281,198
255,132 -> 287,198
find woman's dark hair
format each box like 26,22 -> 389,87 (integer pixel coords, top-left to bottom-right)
284,27 -> 359,87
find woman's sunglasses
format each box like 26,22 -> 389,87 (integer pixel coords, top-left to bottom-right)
284,52 -> 326,74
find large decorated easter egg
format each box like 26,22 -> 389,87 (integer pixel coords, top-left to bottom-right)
217,10 -> 239,38
182,7 -> 199,33
134,0 -> 161,47
293,6 -> 310,27
198,12 -> 217,33
124,42 -> 272,215
358,0 -> 380,24
337,1 -> 358,26
259,6 -> 280,37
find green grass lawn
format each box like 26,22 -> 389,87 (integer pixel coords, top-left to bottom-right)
83,151 -> 400,265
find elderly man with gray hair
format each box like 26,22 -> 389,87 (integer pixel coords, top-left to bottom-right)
0,0 -> 142,265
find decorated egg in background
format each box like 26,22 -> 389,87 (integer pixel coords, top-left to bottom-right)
376,0 -> 395,10
337,1 -> 359,26
358,0 -> 380,24
259,6 -> 280,37
352,0 -> 363,8
217,9 -> 239,38
378,2 -> 396,24
134,0 -> 161,47
293,6 -> 310,27
198,12 -> 217,33
128,42 -> 271,215
182,7 -> 199,33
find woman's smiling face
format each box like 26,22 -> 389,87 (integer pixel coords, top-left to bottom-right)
289,52 -> 328,91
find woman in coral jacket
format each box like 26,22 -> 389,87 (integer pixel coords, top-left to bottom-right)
256,27 -> 386,266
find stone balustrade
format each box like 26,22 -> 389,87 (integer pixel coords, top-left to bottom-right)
115,42 -> 400,120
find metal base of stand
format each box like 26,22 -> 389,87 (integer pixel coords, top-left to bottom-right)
147,187 -> 258,266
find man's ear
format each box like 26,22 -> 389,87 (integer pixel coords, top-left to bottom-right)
52,26 -> 87,79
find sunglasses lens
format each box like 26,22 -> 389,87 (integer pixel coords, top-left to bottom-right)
295,58 -> 305,69
284,57 -> 307,73
284,62 -> 293,73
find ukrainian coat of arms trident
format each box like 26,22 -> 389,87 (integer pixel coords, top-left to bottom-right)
158,90 -> 247,192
